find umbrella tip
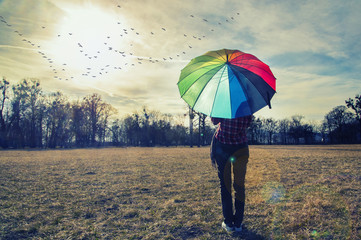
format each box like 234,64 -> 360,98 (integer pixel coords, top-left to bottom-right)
267,92 -> 272,109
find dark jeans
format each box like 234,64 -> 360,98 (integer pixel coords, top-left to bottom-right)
210,135 -> 249,227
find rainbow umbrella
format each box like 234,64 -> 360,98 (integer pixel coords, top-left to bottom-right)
178,49 -> 276,119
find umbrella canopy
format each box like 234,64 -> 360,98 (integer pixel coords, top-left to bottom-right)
178,49 -> 276,119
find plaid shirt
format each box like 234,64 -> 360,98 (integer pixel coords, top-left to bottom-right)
211,115 -> 252,145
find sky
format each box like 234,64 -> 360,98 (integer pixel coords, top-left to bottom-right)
0,0 -> 360,122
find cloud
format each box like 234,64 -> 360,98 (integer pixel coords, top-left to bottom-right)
264,65 -> 359,121
1,0 -> 360,120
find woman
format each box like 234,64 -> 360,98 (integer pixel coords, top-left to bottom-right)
210,115 -> 252,232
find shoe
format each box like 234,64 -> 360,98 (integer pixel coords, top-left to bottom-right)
234,225 -> 242,232
221,222 -> 234,232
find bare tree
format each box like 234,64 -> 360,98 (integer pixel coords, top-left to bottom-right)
44,92 -> 72,148
27,79 -> 43,147
263,118 -> 277,144
346,94 -> 361,141
289,115 -> 304,144
0,78 -> 10,148
249,116 -> 262,144
82,93 -> 116,146
278,119 -> 290,144
302,123 -> 314,144
123,113 -> 141,146
110,119 -> 123,146
9,79 -> 43,148
71,100 -> 89,147
324,106 -> 355,143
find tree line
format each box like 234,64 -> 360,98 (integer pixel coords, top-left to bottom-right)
0,78 -> 360,149
250,95 -> 360,144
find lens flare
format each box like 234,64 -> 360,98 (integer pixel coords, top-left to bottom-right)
261,181 -> 285,204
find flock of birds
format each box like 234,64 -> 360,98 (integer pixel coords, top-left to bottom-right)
0,3 -> 242,82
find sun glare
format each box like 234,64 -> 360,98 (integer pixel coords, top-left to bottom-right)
44,5 -> 132,86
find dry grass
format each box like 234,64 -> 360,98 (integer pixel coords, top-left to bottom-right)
0,145 -> 360,239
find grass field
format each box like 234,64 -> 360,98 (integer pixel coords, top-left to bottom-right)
0,145 -> 360,239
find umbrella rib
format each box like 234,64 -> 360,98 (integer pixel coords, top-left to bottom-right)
178,61 -> 222,84
191,65 -> 226,112
209,65 -> 228,116
214,51 -> 227,62
232,62 -> 276,91
180,64 -> 224,98
232,60 -> 275,82
227,50 -> 239,62
231,65 -> 271,108
234,61 -> 271,73
229,67 -> 251,115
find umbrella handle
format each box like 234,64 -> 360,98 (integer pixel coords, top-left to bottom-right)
267,92 -> 272,109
